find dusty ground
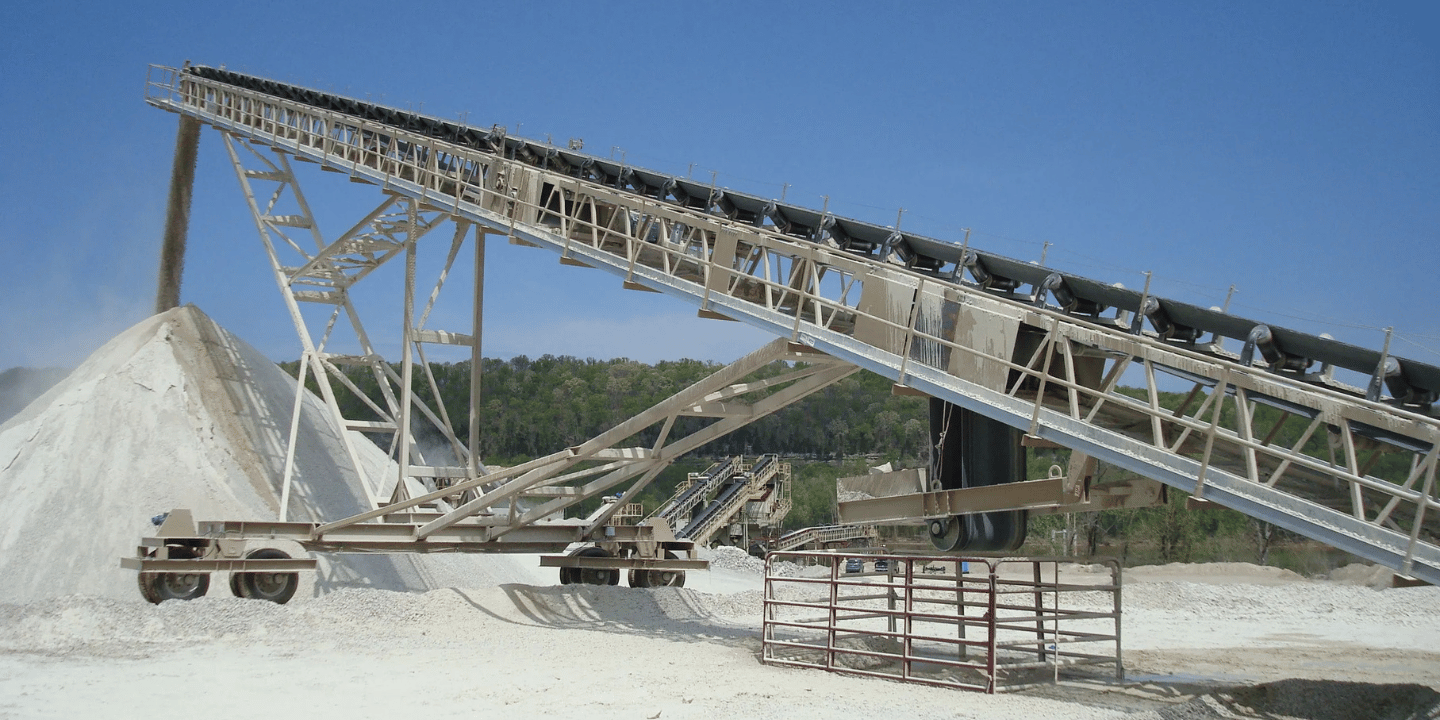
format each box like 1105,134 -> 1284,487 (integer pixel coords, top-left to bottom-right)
2,310 -> 1434,718
1,551 -> 1436,720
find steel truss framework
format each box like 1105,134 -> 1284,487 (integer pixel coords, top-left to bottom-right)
650,455 -> 793,546
773,524 -> 880,552
741,456 -> 792,530
183,107 -> 863,568
680,455 -> 790,545
141,65 -> 1440,585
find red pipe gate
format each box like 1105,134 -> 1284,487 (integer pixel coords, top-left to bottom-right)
761,551 -> 1123,693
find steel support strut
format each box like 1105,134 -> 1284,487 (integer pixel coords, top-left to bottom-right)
124,341 -> 859,582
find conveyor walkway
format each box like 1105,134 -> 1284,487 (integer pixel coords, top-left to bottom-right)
678,474 -> 750,542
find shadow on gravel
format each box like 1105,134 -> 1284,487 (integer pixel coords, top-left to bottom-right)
1139,679 -> 1440,720
445,584 -> 759,650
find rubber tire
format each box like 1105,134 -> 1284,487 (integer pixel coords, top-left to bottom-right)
650,551 -> 686,588
138,571 -> 210,604
627,551 -> 686,589
574,547 -> 619,586
560,566 -> 578,585
229,549 -> 300,604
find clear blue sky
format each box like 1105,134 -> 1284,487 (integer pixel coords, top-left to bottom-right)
1,1 -> 1436,371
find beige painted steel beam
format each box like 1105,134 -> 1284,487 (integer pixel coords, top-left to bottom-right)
838,478 -> 1071,524
538,556 -> 707,571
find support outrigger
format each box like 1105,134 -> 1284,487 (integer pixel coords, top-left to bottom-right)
123,339 -> 858,603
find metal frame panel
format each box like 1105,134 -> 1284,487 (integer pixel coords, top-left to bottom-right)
762,551 -> 1123,693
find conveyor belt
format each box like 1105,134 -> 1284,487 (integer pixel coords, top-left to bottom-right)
662,456 -> 787,545
678,476 -> 749,541
654,458 -> 739,529
143,64 -> 1440,584
773,524 -> 879,552
177,64 -> 1440,406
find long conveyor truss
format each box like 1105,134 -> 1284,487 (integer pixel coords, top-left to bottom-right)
134,64 -> 1440,593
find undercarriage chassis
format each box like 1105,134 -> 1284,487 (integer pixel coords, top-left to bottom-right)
122,508 -> 700,603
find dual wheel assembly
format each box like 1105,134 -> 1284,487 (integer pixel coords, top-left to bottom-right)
137,548 -> 301,604
558,547 -> 685,588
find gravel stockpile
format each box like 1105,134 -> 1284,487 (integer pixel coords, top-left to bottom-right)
0,306 -> 546,603
705,545 -> 766,573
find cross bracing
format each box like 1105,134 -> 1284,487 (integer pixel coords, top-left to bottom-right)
142,64 -> 1440,585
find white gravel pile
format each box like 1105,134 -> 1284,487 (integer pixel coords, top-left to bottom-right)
1327,562 -> 1398,589
704,545 -> 765,573
0,306 -> 544,603
0,584 -> 760,657
0,584 -> 1141,720
1123,580 -> 1438,629
702,545 -> 816,578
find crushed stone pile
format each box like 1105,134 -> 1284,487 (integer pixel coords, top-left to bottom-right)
703,544 -> 813,578
0,305 -> 546,603
1121,578 -> 1437,628
1326,562 -> 1398,590
705,545 -> 766,573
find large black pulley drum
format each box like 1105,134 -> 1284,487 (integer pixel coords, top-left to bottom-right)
927,398 -> 1028,552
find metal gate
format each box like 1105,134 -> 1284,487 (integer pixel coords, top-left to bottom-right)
761,551 -> 1122,693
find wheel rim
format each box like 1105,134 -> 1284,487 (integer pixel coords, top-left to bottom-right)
645,552 -> 685,587
139,571 -> 210,603
573,547 -> 618,586
235,549 -> 299,603
929,516 -> 964,552
249,573 -> 291,598
162,574 -> 203,595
